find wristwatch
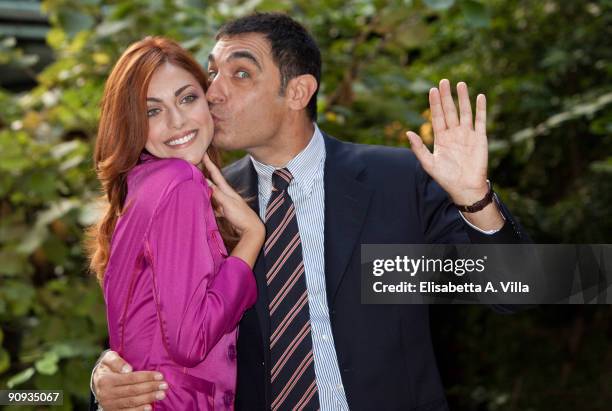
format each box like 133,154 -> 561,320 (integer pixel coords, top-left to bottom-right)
454,180 -> 495,213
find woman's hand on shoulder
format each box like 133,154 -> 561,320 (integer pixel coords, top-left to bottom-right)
203,154 -> 264,239
203,154 -> 264,267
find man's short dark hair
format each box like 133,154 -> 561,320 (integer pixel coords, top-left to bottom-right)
216,13 -> 321,121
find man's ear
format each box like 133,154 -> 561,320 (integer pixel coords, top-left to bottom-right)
286,74 -> 318,112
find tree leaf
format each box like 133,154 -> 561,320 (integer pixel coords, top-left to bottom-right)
423,0 -> 455,11
57,9 -> 95,37
0,251 -> 33,277
35,352 -> 60,375
0,348 -> 9,373
1,281 -> 36,317
95,19 -> 133,37
7,367 -> 35,388
462,0 -> 490,28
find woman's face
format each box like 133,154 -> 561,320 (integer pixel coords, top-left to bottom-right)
145,62 -> 213,165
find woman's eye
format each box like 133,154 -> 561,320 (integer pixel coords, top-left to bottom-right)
147,108 -> 160,117
181,94 -> 197,104
236,71 -> 250,79
208,71 -> 217,80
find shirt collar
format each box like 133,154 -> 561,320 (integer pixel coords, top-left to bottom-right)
250,123 -> 326,198
138,150 -> 157,164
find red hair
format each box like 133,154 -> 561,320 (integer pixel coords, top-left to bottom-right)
86,36 -> 236,282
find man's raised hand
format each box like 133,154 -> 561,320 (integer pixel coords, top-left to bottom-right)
406,79 -> 489,206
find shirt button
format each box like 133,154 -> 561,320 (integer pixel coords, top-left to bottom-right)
337,383 -> 344,391
322,334 -> 329,341
224,390 -> 234,407
227,344 -> 237,361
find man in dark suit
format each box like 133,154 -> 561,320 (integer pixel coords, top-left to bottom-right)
92,13 -> 527,411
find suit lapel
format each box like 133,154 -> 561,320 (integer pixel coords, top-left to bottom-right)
223,155 -> 259,214
223,157 -> 270,348
323,135 -> 373,306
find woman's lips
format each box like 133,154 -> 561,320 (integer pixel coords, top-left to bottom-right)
164,129 -> 198,148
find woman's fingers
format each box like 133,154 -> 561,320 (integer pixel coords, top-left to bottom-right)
210,186 -> 227,203
203,153 -> 236,196
203,156 -> 236,212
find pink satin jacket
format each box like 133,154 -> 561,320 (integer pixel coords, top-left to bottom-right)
104,154 -> 257,410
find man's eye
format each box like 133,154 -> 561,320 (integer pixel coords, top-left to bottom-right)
147,108 -> 160,117
181,94 -> 198,104
236,71 -> 250,79
208,71 -> 217,80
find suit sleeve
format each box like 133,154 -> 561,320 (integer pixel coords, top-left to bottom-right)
416,162 -> 470,244
464,198 -> 531,244
146,179 -> 257,368
416,161 -> 530,244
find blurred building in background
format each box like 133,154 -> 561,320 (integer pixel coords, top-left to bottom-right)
0,0 -> 51,91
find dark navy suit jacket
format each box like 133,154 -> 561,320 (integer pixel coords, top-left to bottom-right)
224,134 -> 528,411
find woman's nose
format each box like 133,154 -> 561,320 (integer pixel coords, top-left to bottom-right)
168,107 -> 185,129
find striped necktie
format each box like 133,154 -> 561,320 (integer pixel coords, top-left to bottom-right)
264,168 -> 319,410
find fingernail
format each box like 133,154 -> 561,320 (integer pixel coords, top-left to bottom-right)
159,383 -> 168,390
121,364 -> 132,373
155,391 -> 166,400
144,406 -> 152,411
154,372 -> 164,380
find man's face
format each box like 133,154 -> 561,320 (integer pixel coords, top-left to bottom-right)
207,33 -> 288,153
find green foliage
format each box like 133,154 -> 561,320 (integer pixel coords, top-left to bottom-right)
0,0 -> 610,409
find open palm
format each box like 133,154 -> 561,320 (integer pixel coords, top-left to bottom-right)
407,79 -> 489,205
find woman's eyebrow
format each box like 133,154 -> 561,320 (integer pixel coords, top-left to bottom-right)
147,84 -> 193,102
174,84 -> 192,96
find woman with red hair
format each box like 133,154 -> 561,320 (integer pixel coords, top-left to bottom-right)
87,36 -> 263,410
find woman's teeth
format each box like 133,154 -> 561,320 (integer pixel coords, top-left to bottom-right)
167,131 -> 196,146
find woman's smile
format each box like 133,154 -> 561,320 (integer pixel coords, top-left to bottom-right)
165,129 -> 198,148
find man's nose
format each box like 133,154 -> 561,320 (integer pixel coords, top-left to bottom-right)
206,76 -> 226,105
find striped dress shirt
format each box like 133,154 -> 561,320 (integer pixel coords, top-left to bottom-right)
251,125 -> 350,411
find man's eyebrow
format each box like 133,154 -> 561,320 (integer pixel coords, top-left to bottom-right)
146,84 -> 193,102
207,51 -> 262,71
228,51 -> 262,70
